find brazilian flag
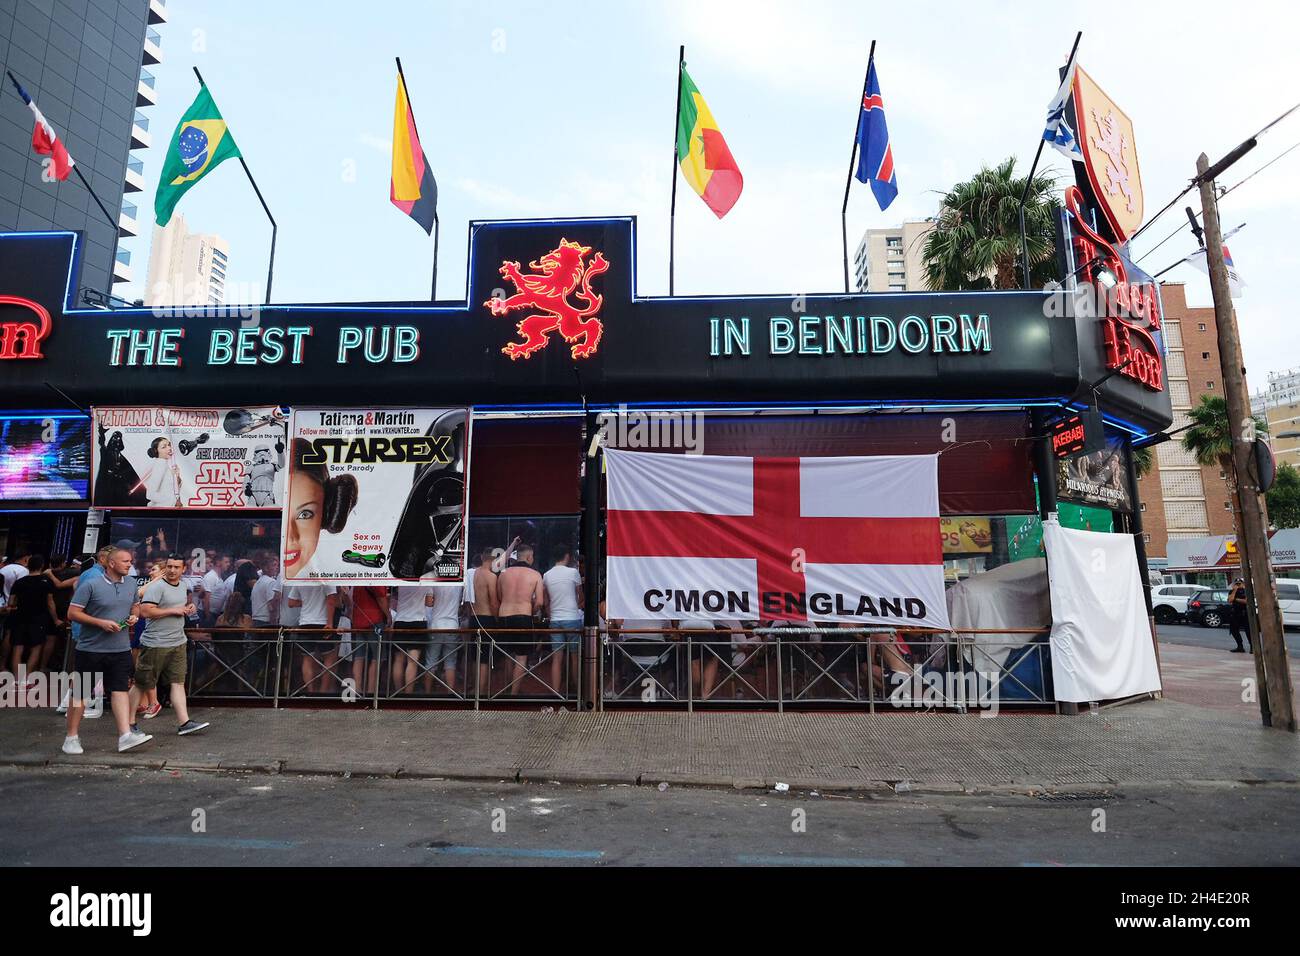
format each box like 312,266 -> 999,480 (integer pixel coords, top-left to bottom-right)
154,84 -> 241,226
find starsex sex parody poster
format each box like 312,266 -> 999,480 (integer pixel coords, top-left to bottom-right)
91,406 -> 288,510
282,408 -> 471,584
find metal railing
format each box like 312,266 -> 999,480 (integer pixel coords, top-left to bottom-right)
600,627 -> 1056,712
176,625 -> 1054,712
185,625 -> 584,708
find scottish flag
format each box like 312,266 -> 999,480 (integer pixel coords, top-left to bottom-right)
854,59 -> 897,211
1043,57 -> 1083,162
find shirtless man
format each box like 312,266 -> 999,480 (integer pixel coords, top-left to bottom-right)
469,550 -> 501,695
495,544 -> 542,696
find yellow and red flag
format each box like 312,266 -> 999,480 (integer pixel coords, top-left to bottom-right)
675,65 -> 742,218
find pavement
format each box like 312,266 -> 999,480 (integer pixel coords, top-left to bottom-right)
1,638 -> 1297,794
5,766 -> 1297,866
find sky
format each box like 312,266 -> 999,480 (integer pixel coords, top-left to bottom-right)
117,0 -> 1300,386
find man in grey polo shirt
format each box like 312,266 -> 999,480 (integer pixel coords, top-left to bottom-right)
131,554 -> 210,738
63,547 -> 151,755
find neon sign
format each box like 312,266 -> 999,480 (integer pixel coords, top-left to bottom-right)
1065,186 -> 1163,393
0,295 -> 53,359
484,239 -> 609,360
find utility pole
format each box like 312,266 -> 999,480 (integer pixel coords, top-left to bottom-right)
1196,152 -> 1296,732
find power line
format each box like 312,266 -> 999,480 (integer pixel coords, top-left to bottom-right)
1135,137 -> 1300,265
1126,99 -> 1300,246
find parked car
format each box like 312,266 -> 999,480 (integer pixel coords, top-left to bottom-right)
1150,584 -> 1210,624
1273,580 -> 1300,627
1186,590 -> 1232,628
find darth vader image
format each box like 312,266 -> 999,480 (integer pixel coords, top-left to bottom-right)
93,424 -> 147,506
387,409 -> 467,580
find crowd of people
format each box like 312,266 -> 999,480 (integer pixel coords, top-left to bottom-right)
2,534 -> 930,714
0,544 -> 211,756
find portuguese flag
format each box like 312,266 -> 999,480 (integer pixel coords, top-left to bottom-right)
675,65 -> 743,219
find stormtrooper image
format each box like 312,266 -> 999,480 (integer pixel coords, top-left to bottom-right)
245,439 -> 285,507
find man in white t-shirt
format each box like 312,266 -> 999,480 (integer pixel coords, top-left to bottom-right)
250,556 -> 283,626
1,553 -> 31,599
391,584 -> 433,696
0,554 -> 30,656
423,585 -> 464,695
286,583 -> 337,694
201,554 -> 232,625
542,545 -> 583,696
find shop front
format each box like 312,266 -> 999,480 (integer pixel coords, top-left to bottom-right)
0,212 -> 1172,711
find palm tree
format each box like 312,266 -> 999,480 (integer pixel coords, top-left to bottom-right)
1131,445 -> 1153,479
921,157 -> 1062,291
1180,394 -> 1266,474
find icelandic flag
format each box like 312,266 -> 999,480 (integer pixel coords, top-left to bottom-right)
853,59 -> 897,211
1042,55 -> 1083,163
6,72 -> 74,181
604,449 -> 949,629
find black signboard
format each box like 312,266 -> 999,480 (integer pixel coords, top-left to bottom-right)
0,221 -> 1173,434
1056,436 -> 1132,512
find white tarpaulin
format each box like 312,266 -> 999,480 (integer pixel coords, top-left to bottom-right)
1043,519 -> 1161,702
605,449 -> 949,628
945,558 -> 1051,672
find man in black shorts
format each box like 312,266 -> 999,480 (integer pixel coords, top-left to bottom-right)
496,545 -> 543,695
63,547 -> 151,755
285,583 -> 338,694
468,550 -> 500,696
6,554 -> 61,691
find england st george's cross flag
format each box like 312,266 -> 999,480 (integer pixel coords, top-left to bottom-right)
604,449 -> 950,629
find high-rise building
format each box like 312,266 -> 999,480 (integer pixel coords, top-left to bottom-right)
1136,283 -> 1240,563
0,0 -> 166,299
852,220 -> 934,293
144,212 -> 229,307
1250,369 -> 1300,470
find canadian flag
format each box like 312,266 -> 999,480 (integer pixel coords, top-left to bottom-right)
605,449 -> 950,629
6,72 -> 74,181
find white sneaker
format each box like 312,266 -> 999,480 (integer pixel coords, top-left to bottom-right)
56,689 -> 71,715
84,697 -> 103,718
61,736 -> 83,755
117,730 -> 153,752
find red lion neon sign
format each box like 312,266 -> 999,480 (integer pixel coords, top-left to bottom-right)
1065,186 -> 1163,392
484,239 -> 610,360
0,295 -> 53,360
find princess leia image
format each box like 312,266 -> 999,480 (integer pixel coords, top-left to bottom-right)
131,436 -> 183,507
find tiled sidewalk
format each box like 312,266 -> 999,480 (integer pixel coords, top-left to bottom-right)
1,640 -> 1296,792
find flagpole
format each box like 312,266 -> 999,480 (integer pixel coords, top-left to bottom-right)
5,70 -> 117,232
431,212 -> 440,300
1018,30 -> 1081,290
71,166 -> 118,231
193,66 -> 276,305
669,45 -> 684,297
395,57 -> 438,302
841,41 -> 874,294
